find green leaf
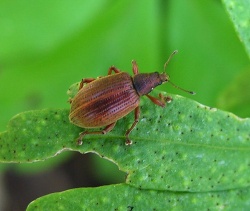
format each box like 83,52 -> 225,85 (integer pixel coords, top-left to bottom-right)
222,0 -> 250,58
1,88 -> 250,192
27,184 -> 250,210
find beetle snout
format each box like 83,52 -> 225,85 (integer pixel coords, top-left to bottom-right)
159,72 -> 170,83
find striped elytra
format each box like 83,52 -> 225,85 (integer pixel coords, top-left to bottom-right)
70,72 -> 140,128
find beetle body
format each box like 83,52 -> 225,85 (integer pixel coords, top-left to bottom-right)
69,50 -> 194,145
70,72 -> 140,128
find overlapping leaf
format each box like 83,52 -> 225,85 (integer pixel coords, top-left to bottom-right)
27,184 -> 250,210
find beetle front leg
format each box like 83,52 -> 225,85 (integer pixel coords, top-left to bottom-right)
77,122 -> 117,145
108,66 -> 121,75
125,106 -> 140,145
145,93 -> 172,107
79,78 -> 96,90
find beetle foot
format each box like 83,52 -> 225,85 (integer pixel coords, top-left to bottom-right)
76,132 -> 85,145
125,139 -> 133,145
165,96 -> 172,103
77,138 -> 83,145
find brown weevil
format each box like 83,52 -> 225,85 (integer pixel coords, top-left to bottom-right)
69,50 -> 195,145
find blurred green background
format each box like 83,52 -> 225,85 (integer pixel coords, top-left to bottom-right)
0,0 -> 250,210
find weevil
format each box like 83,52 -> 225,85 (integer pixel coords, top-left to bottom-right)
69,50 -> 195,145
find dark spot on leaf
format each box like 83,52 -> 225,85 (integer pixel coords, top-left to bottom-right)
127,206 -> 134,211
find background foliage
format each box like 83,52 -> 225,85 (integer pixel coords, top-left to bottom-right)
0,0 -> 250,210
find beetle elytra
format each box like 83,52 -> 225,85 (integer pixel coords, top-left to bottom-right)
69,50 -> 195,145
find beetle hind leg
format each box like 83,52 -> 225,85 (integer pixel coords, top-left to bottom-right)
77,122 -> 116,145
125,106 -> 140,145
79,78 -> 96,90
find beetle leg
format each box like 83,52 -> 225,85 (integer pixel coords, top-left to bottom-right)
108,66 -> 121,75
159,93 -> 172,104
132,60 -> 139,75
77,122 -> 117,145
79,78 -> 96,90
125,106 -> 140,145
145,94 -> 172,107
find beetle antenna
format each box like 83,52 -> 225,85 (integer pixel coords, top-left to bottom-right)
163,50 -> 195,95
164,50 -> 178,72
168,81 -> 196,95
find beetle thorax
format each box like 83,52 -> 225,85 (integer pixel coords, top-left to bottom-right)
133,72 -> 169,96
